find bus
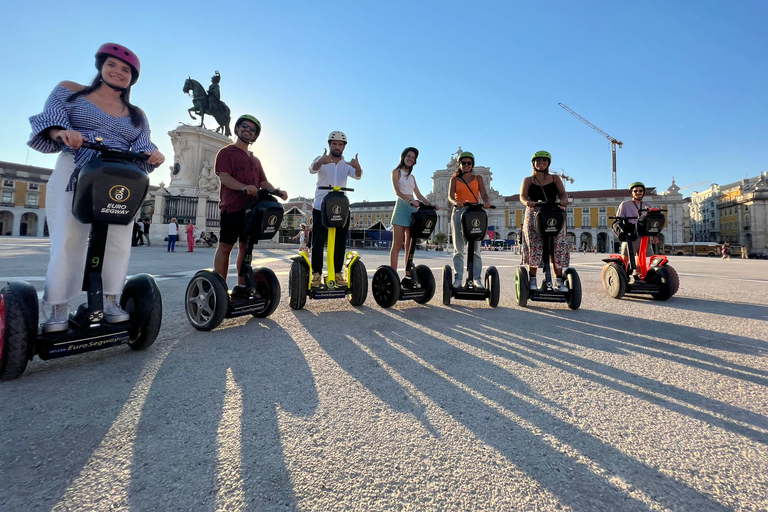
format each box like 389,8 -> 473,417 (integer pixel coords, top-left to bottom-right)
663,242 -> 721,257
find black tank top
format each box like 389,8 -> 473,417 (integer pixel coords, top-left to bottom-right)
528,179 -> 559,202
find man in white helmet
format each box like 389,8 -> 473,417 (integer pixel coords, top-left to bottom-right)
309,131 -> 363,287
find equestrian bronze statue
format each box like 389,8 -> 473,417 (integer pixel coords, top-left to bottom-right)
183,71 -> 231,136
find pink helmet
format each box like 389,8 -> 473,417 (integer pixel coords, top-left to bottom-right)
95,43 -> 140,85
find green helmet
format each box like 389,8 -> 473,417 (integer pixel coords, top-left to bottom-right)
531,150 -> 552,162
458,151 -> 475,164
629,181 -> 645,191
235,115 -> 262,139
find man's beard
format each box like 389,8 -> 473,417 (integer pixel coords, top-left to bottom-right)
330,149 -> 343,158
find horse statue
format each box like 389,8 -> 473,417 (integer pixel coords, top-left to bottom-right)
183,77 -> 231,137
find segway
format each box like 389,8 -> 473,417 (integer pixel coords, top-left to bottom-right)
601,208 -> 679,300
0,140 -> 162,380
371,203 -> 437,308
515,202 -> 581,310
442,203 -> 500,308
185,189 -> 283,330
288,186 -> 367,309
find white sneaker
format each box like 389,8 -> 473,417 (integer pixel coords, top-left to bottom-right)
473,278 -> 484,289
104,295 -> 130,323
556,277 -> 568,292
528,277 -> 538,291
42,303 -> 70,333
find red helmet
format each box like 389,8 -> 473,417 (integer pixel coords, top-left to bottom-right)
96,43 -> 140,85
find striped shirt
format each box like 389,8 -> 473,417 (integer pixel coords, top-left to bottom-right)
28,85 -> 157,189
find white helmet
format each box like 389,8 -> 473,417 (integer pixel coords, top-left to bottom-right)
328,131 -> 347,144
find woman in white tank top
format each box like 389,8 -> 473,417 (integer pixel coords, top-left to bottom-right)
389,147 -> 434,282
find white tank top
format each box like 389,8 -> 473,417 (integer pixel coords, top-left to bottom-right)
398,171 -> 415,196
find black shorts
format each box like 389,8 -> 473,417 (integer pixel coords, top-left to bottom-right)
219,209 -> 246,245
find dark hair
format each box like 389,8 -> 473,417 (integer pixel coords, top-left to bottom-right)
66,55 -> 146,128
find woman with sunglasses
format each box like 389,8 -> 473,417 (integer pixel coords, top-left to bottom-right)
616,181 -> 656,260
519,151 -> 570,292
28,43 -> 164,332
447,151 -> 491,288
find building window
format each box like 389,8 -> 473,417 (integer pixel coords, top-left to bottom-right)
581,215 -> 591,228
599,216 -> 607,228
567,215 -> 574,229
28,183 -> 39,191
1,191 -> 13,204
566,207 -> 573,214
27,194 -> 38,207
2,179 -> 14,188
598,206 -> 606,213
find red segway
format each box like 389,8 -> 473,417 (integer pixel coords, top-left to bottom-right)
601,208 -> 680,300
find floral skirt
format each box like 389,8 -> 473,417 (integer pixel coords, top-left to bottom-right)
522,207 -> 570,268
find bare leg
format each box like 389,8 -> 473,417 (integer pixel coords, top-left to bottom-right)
236,242 -> 247,285
214,242 -> 234,281
389,225 -> 406,270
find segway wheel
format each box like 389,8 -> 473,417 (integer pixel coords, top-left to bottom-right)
252,267 -> 281,318
372,266 -> 400,308
602,263 -> 627,299
121,274 -> 163,349
0,285 -> 33,380
184,270 -> 229,331
564,268 -> 582,310
348,260 -> 368,306
442,265 -> 452,306
288,259 -> 309,310
413,264 -> 435,304
649,266 -> 674,301
515,267 -> 529,307
485,266 -> 500,308
666,265 -> 680,296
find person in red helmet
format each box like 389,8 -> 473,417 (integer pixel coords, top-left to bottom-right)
213,114 -> 288,283
28,42 -> 165,333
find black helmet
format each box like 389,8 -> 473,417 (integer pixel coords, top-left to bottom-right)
400,147 -> 419,167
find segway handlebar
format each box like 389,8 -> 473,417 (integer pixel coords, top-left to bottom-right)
79,139 -> 150,161
318,185 -> 354,192
417,202 -> 437,211
256,188 -> 284,199
463,202 -> 496,209
609,208 -> 667,221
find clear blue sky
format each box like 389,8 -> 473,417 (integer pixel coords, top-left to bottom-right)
2,0 -> 766,201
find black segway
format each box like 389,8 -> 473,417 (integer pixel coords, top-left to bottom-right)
0,140 -> 162,380
515,202 -> 581,310
371,203 -> 437,308
185,189 -> 283,330
601,208 -> 679,300
442,203 -> 500,308
288,186 -> 367,309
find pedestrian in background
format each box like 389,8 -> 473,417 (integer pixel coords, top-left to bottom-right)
167,217 -> 178,252
186,220 -> 196,252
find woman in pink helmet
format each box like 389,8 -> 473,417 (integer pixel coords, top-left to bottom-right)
28,43 -> 165,332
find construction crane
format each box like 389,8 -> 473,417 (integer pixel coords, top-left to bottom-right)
558,103 -> 623,189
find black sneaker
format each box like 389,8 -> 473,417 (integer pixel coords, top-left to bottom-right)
401,276 -> 413,288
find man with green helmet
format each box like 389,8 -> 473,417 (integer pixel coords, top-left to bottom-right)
616,181 -> 656,260
213,114 -> 288,283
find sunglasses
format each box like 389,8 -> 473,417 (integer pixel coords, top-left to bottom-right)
460,160 -> 473,166
632,189 -> 644,193
239,123 -> 258,133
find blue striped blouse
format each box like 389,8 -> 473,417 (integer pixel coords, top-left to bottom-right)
28,85 -> 158,189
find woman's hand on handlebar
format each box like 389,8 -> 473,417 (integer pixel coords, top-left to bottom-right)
53,129 -> 84,150
144,149 -> 165,166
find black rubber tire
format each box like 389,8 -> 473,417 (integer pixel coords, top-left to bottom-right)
413,264 -> 435,304
348,260 -> 368,306
564,267 -> 582,310
184,270 -> 228,331
515,267 -> 529,307
666,265 -> 680,296
121,275 -> 163,349
0,286 -> 32,380
485,266 -> 500,308
649,266 -> 674,301
252,267 -> 281,318
288,259 -> 309,310
442,265 -> 452,306
371,266 -> 400,308
602,263 -> 627,299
